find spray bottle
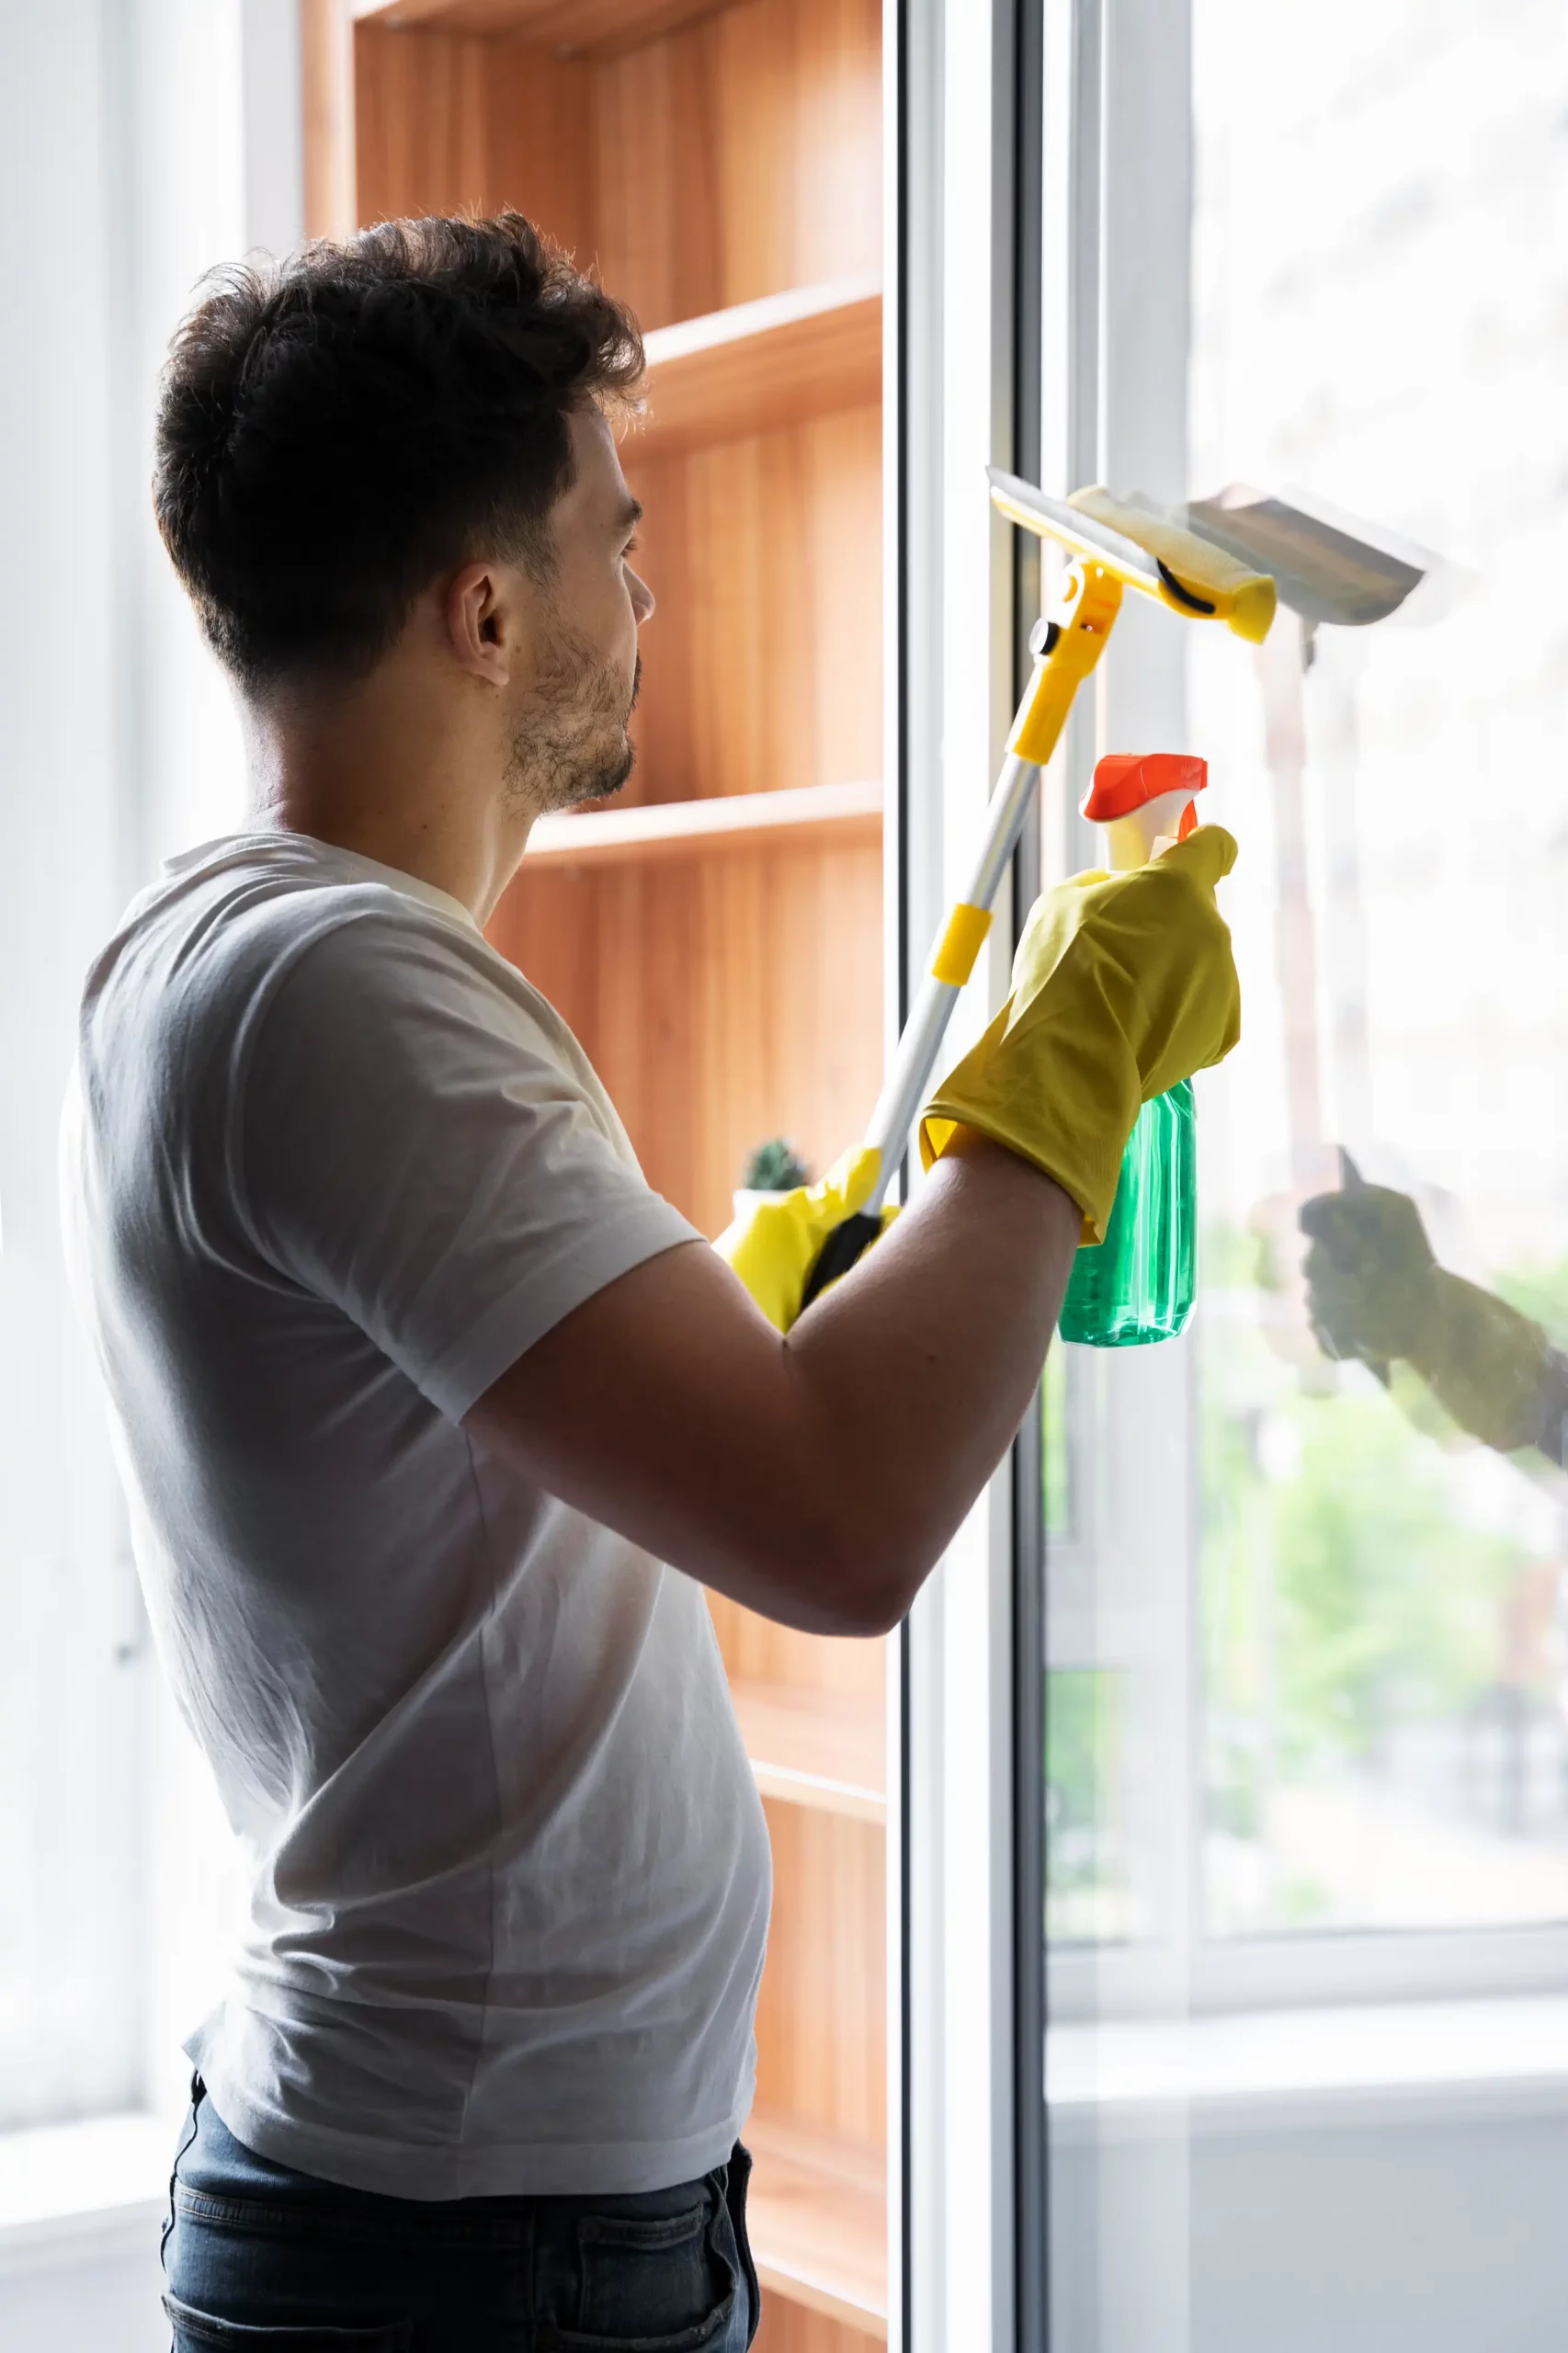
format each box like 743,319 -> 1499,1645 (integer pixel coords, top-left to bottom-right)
1058,752 -> 1208,1347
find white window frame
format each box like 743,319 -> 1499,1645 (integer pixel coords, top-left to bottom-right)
892,0 -> 1031,2348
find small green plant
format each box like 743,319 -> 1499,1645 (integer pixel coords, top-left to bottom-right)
742,1137 -> 810,1192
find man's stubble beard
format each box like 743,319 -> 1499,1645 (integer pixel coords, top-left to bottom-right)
505,609 -> 642,815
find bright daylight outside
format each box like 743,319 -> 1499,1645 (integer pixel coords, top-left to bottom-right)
1047,0 -> 1568,1949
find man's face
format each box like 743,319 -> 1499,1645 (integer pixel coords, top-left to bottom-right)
506,406 -> 654,813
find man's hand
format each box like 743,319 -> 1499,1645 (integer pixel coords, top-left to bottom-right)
922,825 -> 1242,1239
714,1146 -> 899,1332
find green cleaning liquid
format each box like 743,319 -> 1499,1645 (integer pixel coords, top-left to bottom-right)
1058,1079 -> 1197,1346
1058,747 -> 1210,1348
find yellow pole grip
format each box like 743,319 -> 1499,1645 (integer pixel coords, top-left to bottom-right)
922,564 -> 1122,1009
1009,562 -> 1123,767
931,902 -> 993,986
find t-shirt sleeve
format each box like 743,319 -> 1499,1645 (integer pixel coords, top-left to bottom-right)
229,904 -> 700,1423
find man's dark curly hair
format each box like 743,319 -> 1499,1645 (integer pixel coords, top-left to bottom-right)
153,213 -> 644,696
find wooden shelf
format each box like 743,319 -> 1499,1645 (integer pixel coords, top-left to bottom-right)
352,0 -> 719,57
732,1679 -> 885,1825
522,779 -> 881,872
630,278 -> 882,458
746,2108 -> 887,2337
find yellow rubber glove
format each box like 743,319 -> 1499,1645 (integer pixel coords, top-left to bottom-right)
714,1146 -> 899,1333
920,826 -> 1241,1240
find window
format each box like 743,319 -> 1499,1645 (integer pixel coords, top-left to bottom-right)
1026,6 -> 1568,2345
1042,0 -> 1568,2021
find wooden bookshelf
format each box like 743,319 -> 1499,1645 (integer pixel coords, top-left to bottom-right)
333,6 -> 889,2344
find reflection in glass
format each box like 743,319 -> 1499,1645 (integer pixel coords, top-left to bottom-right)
1191,0 -> 1568,1938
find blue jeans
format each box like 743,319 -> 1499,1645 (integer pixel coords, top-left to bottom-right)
162,2078 -> 757,2351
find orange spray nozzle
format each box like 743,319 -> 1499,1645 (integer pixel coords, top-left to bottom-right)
1083,753 -> 1209,870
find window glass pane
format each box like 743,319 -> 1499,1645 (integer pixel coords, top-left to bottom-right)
1046,1667 -> 1135,1945
1040,1346 -> 1072,1542
1188,0 -> 1568,1938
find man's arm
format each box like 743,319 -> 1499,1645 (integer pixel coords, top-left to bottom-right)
466,1131 -> 1079,1637
470,827 -> 1241,1637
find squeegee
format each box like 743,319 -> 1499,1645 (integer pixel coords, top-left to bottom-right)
799,469 -> 1429,1309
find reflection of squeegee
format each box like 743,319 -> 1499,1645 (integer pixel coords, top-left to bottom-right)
1182,485 -> 1426,627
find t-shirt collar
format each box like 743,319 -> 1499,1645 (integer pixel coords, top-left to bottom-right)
165,830 -> 483,936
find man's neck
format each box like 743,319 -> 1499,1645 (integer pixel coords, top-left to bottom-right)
242,683 -> 533,929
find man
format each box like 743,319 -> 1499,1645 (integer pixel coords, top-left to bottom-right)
65,213 -> 1240,2348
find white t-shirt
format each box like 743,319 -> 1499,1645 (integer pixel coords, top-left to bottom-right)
62,832 -> 771,2200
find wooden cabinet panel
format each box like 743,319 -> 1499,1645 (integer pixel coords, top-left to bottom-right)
353,0 -> 878,333
746,2106 -> 887,2336
708,1592 -> 884,1708
624,403 -> 881,806
595,0 -> 881,328
491,827 -> 881,1239
753,2303 -> 881,2353
355,24 -> 592,250
732,1680 -> 885,1823
755,1805 -> 885,2143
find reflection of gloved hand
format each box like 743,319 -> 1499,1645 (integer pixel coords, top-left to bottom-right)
1300,1183 -> 1552,1454
714,1146 -> 899,1333
1298,1183 -> 1437,1366
919,827 -> 1242,1240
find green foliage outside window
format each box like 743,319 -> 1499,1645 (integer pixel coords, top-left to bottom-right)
1041,1230 -> 1568,1945
1494,1259 -> 1568,1343
1045,1667 -> 1131,1943
1205,1386 -> 1519,1780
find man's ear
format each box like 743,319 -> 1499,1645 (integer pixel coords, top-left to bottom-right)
443,562 -> 518,686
